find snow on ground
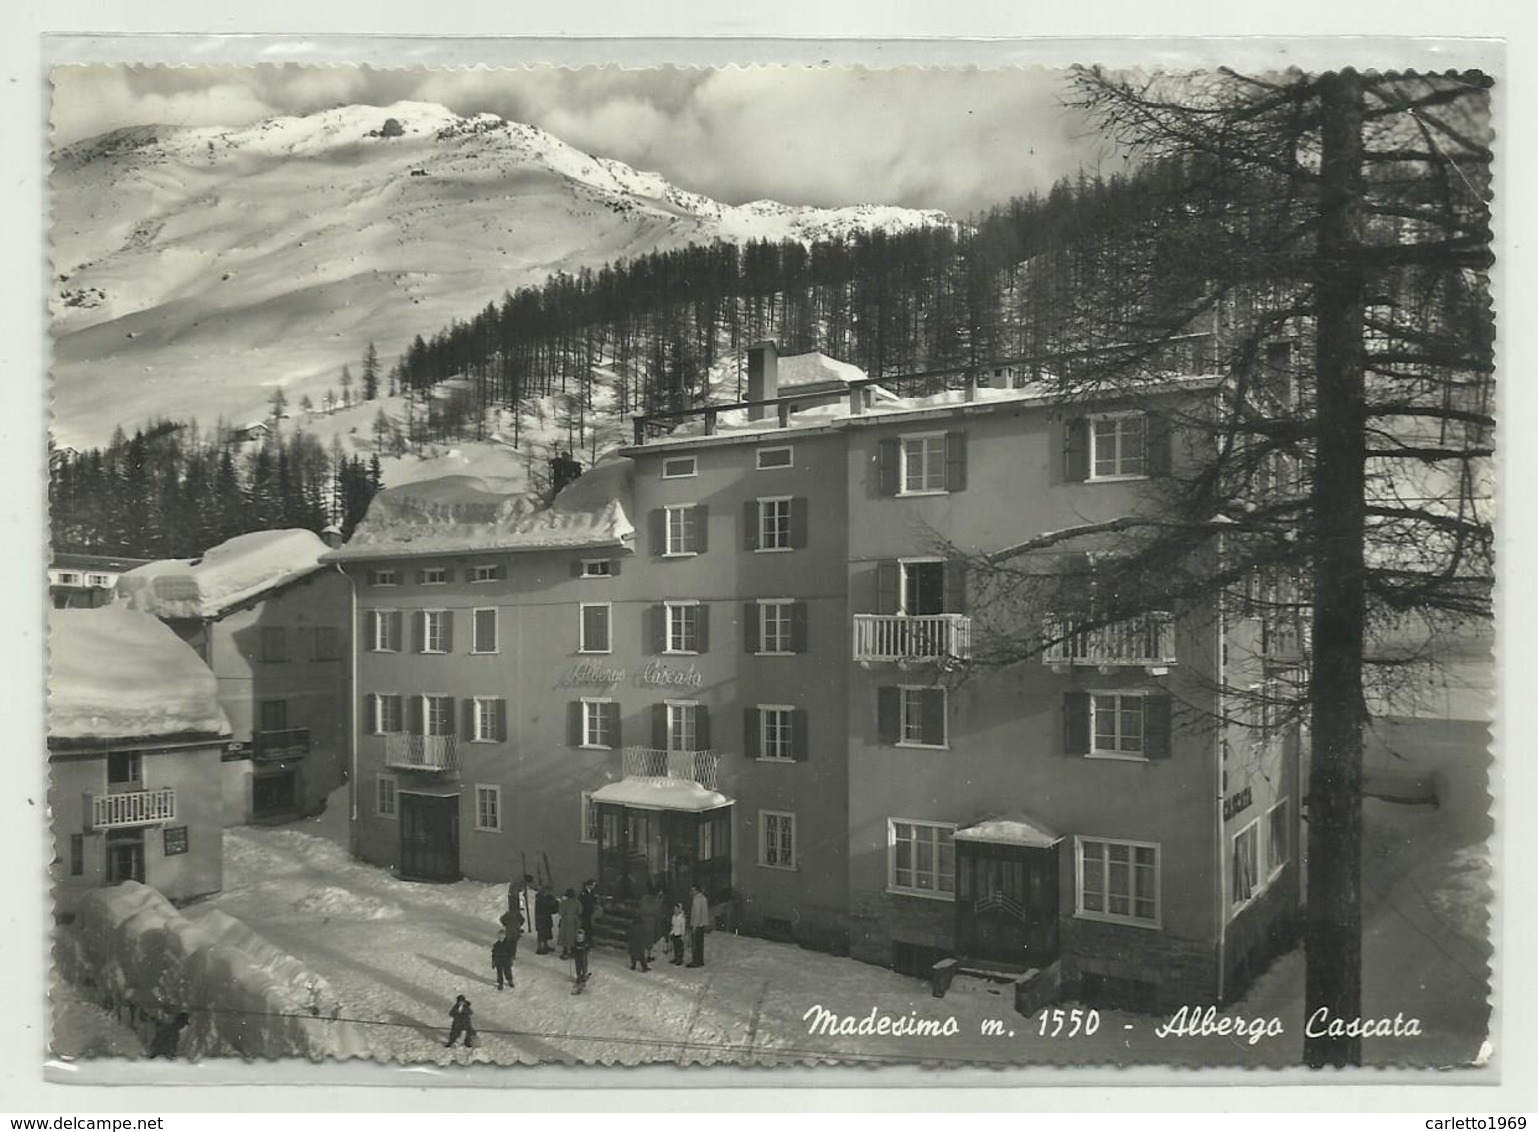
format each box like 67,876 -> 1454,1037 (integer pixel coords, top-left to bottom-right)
116,528 -> 329,619
49,976 -> 146,1060
46,604 -> 228,741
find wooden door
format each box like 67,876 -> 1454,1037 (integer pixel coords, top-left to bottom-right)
399,793 -> 461,882
957,844 -> 1059,966
105,831 -> 144,885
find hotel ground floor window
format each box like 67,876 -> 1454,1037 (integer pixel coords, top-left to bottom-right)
1076,837 -> 1160,926
759,810 -> 796,869
1266,799 -> 1290,877
105,829 -> 145,886
888,819 -> 955,898
376,775 -> 398,818
1232,820 -> 1261,909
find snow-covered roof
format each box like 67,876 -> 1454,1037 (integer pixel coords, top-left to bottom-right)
776,350 -> 867,391
117,529 -> 330,620
48,605 -> 230,743
589,778 -> 733,813
324,474 -> 634,561
953,813 -> 1062,848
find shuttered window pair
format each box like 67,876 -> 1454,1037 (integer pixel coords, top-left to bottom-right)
1062,413 -> 1172,481
743,600 -> 808,655
876,686 -> 947,748
1062,692 -> 1172,759
420,610 -> 451,654
873,560 -> 965,616
744,497 -> 808,551
365,609 -> 402,652
664,602 -> 704,654
877,432 -> 968,496
743,705 -> 810,762
655,504 -> 705,555
573,700 -> 619,749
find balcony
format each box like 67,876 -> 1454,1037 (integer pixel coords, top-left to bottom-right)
383,733 -> 459,772
253,728 -> 310,762
852,614 -> 973,666
89,787 -> 176,830
621,747 -> 720,791
1043,613 -> 1176,674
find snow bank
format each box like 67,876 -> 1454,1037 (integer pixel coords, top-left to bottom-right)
117,528 -> 329,620
328,474 -> 633,559
60,881 -> 369,1061
48,605 -> 229,741
954,813 -> 1061,848
589,778 -> 732,812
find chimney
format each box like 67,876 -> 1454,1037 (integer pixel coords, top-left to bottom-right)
747,341 -> 778,420
320,524 -> 344,550
550,451 -> 583,499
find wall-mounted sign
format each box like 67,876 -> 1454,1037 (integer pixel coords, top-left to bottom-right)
558,662 -> 626,688
635,660 -> 704,690
556,660 -> 707,691
1223,785 -> 1254,822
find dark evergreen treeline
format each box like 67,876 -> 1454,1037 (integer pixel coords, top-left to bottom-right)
50,421 -> 383,559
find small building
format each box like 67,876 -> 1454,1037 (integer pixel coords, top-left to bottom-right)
48,553 -> 152,609
48,605 -> 231,916
117,530 -> 352,825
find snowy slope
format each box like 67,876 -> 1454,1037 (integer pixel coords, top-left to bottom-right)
50,101 -> 951,449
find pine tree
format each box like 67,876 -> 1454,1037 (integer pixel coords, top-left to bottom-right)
362,342 -> 381,401
340,364 -> 354,408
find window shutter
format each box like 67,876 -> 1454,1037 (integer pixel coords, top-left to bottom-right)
877,686 -> 901,745
414,610 -> 427,653
388,611 -> 403,650
743,501 -> 759,551
743,603 -> 760,654
442,567 -> 457,584
695,604 -> 710,654
692,505 -> 708,553
943,561 -> 967,615
944,431 -> 968,492
364,693 -> 378,735
695,706 -> 711,751
650,508 -> 666,555
463,698 -> 476,740
743,708 -> 761,759
790,602 -> 809,653
441,611 -> 454,654
606,701 -> 620,748
1146,412 -> 1172,476
442,698 -> 456,735
791,709 -> 810,762
1145,694 -> 1173,759
364,611 -> 377,651
496,700 -> 508,743
416,568 -> 428,585
789,497 -> 809,548
1063,692 -> 1091,755
875,561 -> 900,614
408,695 -> 424,736
571,558 -> 586,578
1064,418 -> 1090,482
652,703 -> 668,749
877,438 -> 900,495
921,689 -> 946,747
645,604 -> 665,654
568,702 -> 584,747
609,558 -> 622,577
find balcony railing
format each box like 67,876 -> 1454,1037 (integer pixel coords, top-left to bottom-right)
852,613 -> 973,665
253,728 -> 310,762
1043,613 -> 1176,671
383,733 -> 459,772
89,787 -> 176,830
621,747 -> 720,791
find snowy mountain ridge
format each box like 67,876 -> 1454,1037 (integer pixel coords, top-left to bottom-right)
50,101 -> 952,449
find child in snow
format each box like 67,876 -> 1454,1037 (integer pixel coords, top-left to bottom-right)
669,902 -> 687,966
572,927 -> 591,986
491,930 -> 515,990
445,995 -> 475,1048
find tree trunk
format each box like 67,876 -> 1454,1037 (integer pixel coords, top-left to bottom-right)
1305,69 -> 1369,1069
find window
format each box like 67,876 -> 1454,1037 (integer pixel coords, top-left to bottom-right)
580,603 -> 612,653
899,559 -> 946,615
69,834 -> 83,876
579,792 -> 600,844
664,505 -> 702,555
1091,414 -> 1148,479
757,497 -> 793,551
760,811 -> 796,869
419,567 -> 448,585
162,826 -> 189,856
423,695 -> 454,736
58,572 -> 80,585
260,626 -> 288,663
666,701 -> 699,752
1091,693 -> 1145,757
87,574 -> 109,587
580,559 -> 613,578
372,694 -> 403,735
312,626 -> 341,661
1267,800 -> 1290,878
662,455 -> 698,479
259,700 -> 288,733
472,698 -> 506,743
756,446 -> 793,470
759,600 -> 794,655
368,569 -> 399,587
368,609 -> 402,653
471,563 -> 504,583
895,686 -> 947,748
475,785 -> 502,832
419,610 -> 450,654
107,751 -> 141,786
1232,821 -> 1261,908
759,706 -> 794,761
581,699 -> 615,749
665,601 -> 701,654
376,775 -> 398,818
472,608 -> 498,654
901,434 -> 948,493
1077,837 -> 1160,926
889,820 -> 955,898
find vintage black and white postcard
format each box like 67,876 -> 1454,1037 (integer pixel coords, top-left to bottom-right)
40,45 -> 1500,1080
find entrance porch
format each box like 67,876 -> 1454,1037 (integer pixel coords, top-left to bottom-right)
953,814 -> 1062,971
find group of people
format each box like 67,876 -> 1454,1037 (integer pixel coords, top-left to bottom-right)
447,874 -> 717,1046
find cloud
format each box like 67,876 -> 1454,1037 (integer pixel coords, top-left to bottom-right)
49,63 -> 1107,215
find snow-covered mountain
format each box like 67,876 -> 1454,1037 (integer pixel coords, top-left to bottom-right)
49,101 -> 952,449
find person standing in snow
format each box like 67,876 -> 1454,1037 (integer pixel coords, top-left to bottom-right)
687,883 -> 710,968
668,902 -> 687,966
638,885 -> 664,963
572,926 -> 592,988
626,912 -> 651,972
535,883 -> 558,955
578,878 -> 600,936
445,995 -> 476,1048
491,931 -> 515,990
557,887 -> 580,960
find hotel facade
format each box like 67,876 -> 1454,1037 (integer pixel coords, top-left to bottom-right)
330,343 -> 1303,1010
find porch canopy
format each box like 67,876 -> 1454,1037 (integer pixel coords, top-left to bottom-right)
953,812 -> 1062,849
590,777 -> 733,813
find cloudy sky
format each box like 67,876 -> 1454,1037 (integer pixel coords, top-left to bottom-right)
50,64 -> 1111,216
